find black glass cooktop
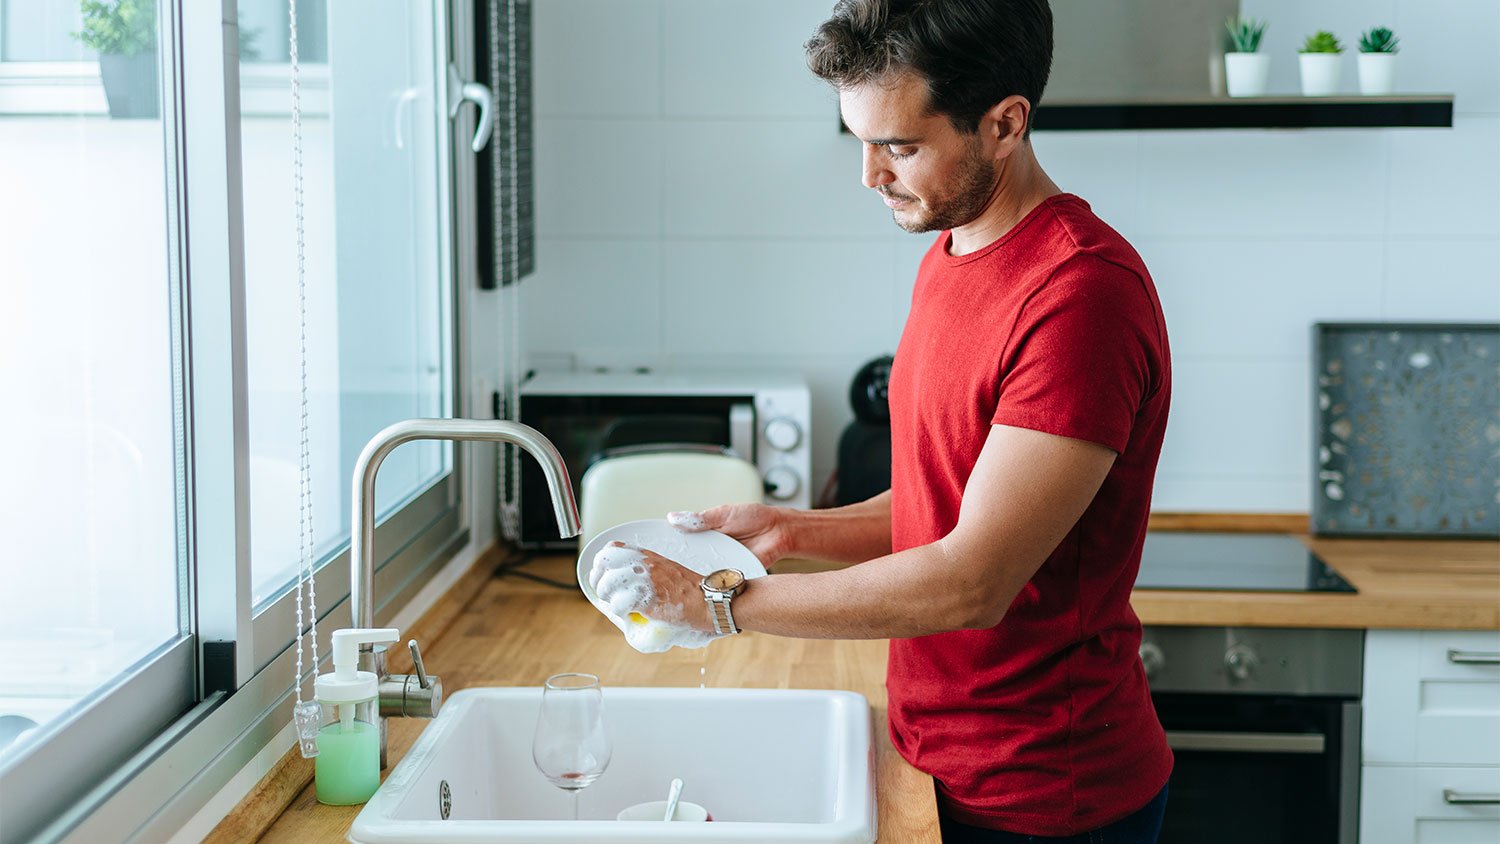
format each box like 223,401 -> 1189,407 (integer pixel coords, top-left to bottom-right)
1135,531 -> 1356,593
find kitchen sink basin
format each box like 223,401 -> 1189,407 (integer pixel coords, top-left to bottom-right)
349,687 -> 878,843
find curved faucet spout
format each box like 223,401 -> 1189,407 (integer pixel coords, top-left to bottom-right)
350,418 -> 581,629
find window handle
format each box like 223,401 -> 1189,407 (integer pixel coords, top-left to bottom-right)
447,63 -> 493,153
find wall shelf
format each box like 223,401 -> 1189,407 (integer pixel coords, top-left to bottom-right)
1031,95 -> 1454,131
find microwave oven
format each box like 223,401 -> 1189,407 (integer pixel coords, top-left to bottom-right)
514,371 -> 812,549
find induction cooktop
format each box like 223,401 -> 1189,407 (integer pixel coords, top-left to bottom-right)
1135,531 -> 1356,593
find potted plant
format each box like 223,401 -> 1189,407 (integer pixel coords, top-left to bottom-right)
1298,30 -> 1345,96
72,0 -> 158,119
1223,16 -> 1270,97
1357,27 -> 1400,95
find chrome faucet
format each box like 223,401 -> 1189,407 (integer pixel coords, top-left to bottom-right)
350,418 -> 582,766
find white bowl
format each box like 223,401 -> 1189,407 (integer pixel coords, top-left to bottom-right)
576,518 -> 767,634
616,799 -> 711,822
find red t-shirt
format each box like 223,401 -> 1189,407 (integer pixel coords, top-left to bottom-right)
885,193 -> 1173,835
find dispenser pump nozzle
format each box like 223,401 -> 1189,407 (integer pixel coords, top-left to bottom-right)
331,628 -> 400,680
316,627 -> 400,704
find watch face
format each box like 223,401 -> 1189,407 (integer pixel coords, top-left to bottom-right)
705,569 -> 745,592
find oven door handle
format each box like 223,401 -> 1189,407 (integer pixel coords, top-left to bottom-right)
1166,730 -> 1326,754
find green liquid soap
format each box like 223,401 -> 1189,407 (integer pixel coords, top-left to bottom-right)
314,720 -> 381,805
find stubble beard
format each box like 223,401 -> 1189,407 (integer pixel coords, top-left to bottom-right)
889,139 -> 998,234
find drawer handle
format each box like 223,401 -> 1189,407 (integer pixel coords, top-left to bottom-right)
1447,649 -> 1500,665
1165,730 -> 1325,754
1443,789 -> 1500,805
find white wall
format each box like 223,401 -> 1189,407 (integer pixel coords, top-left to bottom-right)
523,0 -> 1500,512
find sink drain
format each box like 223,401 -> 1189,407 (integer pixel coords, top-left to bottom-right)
439,780 -> 452,819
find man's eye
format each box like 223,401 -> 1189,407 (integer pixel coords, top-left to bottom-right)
888,147 -> 916,160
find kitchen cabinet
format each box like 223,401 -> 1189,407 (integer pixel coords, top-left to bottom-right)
1360,630 -> 1500,843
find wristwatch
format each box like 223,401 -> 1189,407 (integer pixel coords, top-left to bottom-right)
700,569 -> 747,635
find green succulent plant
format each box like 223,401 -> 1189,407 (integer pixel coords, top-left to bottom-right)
1301,30 -> 1344,54
71,0 -> 156,57
1224,16 -> 1268,53
1359,27 -> 1400,54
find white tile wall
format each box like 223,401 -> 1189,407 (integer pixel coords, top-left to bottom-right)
1387,117 -> 1500,237
525,0 -> 1500,512
1141,239 -> 1387,360
534,0 -> 661,116
659,120 -> 891,238
661,0 -> 834,118
660,240 -> 895,357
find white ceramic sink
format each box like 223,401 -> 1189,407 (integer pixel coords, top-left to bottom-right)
349,687 -> 878,843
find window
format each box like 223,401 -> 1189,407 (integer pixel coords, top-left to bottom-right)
0,1 -> 474,839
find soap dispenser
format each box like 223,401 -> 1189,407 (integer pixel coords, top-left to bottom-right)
314,627 -> 399,805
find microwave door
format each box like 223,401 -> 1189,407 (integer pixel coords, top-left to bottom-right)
729,402 -> 755,463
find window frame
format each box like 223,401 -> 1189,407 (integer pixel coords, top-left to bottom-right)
0,0 -> 473,839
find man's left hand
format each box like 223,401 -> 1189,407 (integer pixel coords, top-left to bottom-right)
590,541 -> 714,634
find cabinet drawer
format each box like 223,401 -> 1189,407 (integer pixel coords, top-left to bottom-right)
1361,766 -> 1500,844
1365,630 -> 1500,765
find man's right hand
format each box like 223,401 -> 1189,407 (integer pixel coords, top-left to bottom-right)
668,504 -> 795,569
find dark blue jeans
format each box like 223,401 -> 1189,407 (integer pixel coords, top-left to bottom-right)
939,784 -> 1169,844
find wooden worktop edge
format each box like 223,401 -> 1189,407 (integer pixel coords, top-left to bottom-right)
202,543 -> 506,844
1146,512 -> 1308,532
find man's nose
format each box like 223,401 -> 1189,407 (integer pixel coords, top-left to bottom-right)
861,144 -> 894,189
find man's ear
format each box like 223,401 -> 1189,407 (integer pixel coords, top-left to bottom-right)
982,95 -> 1031,153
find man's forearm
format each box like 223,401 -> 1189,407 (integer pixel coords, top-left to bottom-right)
733,536 -> 1025,639
783,490 -> 893,564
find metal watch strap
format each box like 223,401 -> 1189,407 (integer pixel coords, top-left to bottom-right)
705,593 -> 738,635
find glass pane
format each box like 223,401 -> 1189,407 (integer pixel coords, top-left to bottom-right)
2,0 -> 95,62
238,0 -> 451,606
0,2 -> 182,759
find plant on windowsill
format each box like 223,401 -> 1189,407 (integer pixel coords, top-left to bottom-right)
71,0 -> 158,119
1223,16 -> 1269,98
1356,27 -> 1400,96
1298,30 -> 1345,97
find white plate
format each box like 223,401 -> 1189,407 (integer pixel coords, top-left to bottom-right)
577,518 -> 766,633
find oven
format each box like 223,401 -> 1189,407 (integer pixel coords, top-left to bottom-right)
1142,626 -> 1364,844
512,370 -> 811,549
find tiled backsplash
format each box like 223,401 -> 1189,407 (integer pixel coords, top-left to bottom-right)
521,0 -> 1500,512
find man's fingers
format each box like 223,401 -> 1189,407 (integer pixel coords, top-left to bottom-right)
667,510 -> 709,532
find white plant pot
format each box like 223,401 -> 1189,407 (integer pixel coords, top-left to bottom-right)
1224,53 -> 1271,97
1299,53 -> 1344,96
1358,52 -> 1398,95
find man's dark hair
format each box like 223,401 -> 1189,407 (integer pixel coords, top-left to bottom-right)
806,0 -> 1053,136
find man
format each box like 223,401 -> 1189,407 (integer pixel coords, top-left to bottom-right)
592,1 -> 1173,840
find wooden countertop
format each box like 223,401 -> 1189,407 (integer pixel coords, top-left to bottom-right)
1130,534 -> 1500,629
255,527 -> 1496,842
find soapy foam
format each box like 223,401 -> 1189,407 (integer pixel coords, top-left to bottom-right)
590,542 -> 716,654
667,511 -> 705,531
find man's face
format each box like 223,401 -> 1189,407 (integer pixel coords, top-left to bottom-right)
839,71 -> 999,233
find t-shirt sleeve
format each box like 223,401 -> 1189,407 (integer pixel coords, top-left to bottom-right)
990,256 -> 1160,454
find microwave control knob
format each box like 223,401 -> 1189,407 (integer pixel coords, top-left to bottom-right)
1138,642 -> 1165,681
1225,644 -> 1260,682
764,417 -> 802,452
763,467 -> 801,501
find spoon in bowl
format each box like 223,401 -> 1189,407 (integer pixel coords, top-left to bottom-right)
662,777 -> 684,821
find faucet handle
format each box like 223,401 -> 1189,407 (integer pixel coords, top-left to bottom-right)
408,639 -> 430,689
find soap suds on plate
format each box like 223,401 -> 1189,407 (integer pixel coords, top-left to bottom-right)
667,511 -> 705,531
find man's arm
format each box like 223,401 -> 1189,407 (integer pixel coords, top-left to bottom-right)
781,489 -> 893,564
731,424 -> 1116,638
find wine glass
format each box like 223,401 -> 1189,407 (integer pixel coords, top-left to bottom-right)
532,672 -> 612,820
